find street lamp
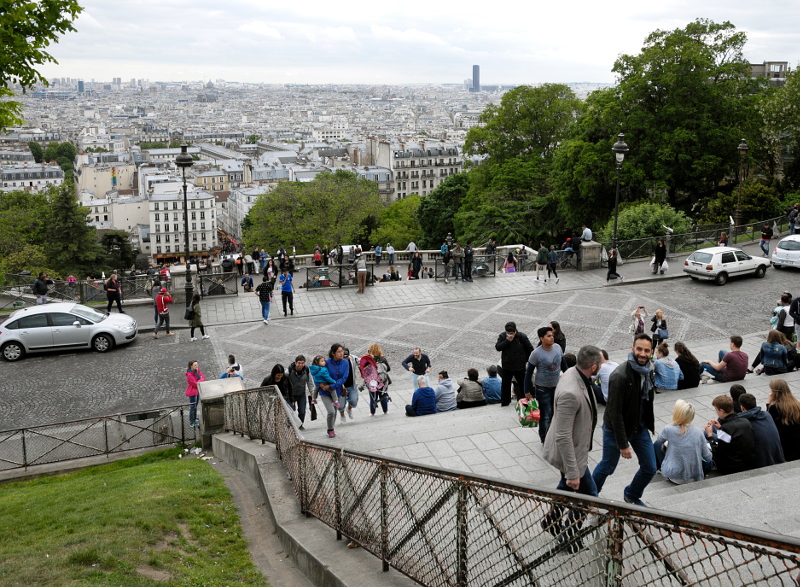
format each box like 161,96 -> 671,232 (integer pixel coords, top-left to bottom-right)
611,133 -> 629,252
735,138 -> 749,232
176,144 -> 194,307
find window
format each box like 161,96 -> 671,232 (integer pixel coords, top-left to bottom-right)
192,233 -> 197,241
191,212 -> 196,220
154,213 -> 160,222
166,246 -> 171,253
200,211 -> 205,220
721,252 -> 736,264
191,223 -> 196,230
190,202 -> 196,209
155,235 -> 161,243
9,314 -> 48,329
51,313 -> 90,326
172,202 -> 178,210
174,224 -> 179,232
201,232 -> 207,241
200,222 -> 206,230
165,234 -> 170,243
156,246 -> 162,254
154,202 -> 159,210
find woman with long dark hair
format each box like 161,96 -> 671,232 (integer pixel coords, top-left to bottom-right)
767,379 -> 800,461
604,249 -> 623,286
185,360 -> 205,427
675,342 -> 702,390
188,294 -> 208,341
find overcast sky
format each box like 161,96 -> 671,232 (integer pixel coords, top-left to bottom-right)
38,0 -> 800,85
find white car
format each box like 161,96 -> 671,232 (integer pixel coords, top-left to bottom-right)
771,234 -> 800,270
0,303 -> 138,362
683,246 -> 769,285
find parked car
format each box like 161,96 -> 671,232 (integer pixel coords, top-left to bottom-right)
683,246 -> 769,285
771,234 -> 800,270
0,303 -> 138,362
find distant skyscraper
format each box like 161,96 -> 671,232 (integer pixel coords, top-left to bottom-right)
78,80 -> 85,93
471,65 -> 480,92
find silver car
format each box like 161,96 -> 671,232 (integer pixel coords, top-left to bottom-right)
771,234 -> 800,270
683,246 -> 769,285
0,303 -> 138,361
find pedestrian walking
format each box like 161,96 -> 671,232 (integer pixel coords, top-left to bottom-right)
287,356 -> 314,429
154,287 -> 174,339
255,275 -> 274,324
185,360 -> 206,427
464,242 -> 474,282
495,321 -> 534,406
760,223 -> 774,257
188,294 -> 209,341
536,242 -> 549,282
105,273 -> 124,313
547,245 -> 559,283
604,249 -> 624,286
32,272 -> 53,305
354,252 -> 368,294
279,267 -> 295,316
387,243 -> 395,265
652,239 -> 667,275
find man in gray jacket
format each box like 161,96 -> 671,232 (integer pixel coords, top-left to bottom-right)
541,345 -> 602,553
434,371 -> 457,412
287,355 -> 315,429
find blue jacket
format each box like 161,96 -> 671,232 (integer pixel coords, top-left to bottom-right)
326,357 -> 350,395
310,364 -> 337,397
654,357 -> 683,390
737,407 -> 785,468
758,342 -> 788,371
411,386 -> 437,416
482,376 -> 502,404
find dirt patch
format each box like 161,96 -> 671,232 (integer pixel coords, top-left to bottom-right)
137,566 -> 173,582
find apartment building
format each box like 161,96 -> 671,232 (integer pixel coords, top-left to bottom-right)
1,162 -> 64,192
148,183 -> 218,261
373,140 -> 462,200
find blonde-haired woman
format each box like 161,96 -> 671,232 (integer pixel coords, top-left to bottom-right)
650,309 -> 668,349
767,379 -> 800,461
653,399 -> 712,483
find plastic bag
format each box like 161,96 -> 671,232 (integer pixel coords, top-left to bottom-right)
515,398 -> 540,428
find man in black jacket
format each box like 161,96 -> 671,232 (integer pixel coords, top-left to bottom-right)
495,321 -> 534,406
287,356 -> 314,429
592,334 -> 657,507
705,394 -> 755,474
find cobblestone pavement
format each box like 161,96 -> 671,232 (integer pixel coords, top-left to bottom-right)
2,240 -> 796,432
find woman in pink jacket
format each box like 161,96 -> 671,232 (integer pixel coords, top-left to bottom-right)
186,360 -> 206,427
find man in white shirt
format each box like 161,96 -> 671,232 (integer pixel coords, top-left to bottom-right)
581,225 -> 593,242
593,350 -> 618,405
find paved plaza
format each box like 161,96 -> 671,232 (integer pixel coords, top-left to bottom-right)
2,241 -> 799,541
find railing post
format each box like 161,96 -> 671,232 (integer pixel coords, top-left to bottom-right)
606,516 -> 624,587
456,480 -> 468,587
299,443 -> 308,515
104,419 -> 109,455
180,407 -> 185,442
243,392 -> 249,438
335,450 -> 342,540
21,429 -> 27,468
380,461 -> 389,572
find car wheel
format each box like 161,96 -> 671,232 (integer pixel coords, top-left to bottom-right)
714,272 -> 728,286
689,276 -> 699,281
773,264 -> 782,270
92,334 -> 114,353
2,341 -> 25,362
754,265 -> 767,278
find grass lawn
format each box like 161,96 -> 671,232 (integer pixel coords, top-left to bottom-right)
0,448 -> 269,586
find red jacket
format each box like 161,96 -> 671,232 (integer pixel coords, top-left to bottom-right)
186,368 -> 205,397
156,293 -> 173,314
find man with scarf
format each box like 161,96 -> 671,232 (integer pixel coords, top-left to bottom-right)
592,333 -> 657,507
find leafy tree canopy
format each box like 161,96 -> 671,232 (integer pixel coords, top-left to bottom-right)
28,141 -> 44,163
243,170 -> 383,253
370,195 -> 423,250
598,201 -> 693,243
464,84 -> 581,164
0,0 -> 83,131
702,181 -> 782,224
100,230 -> 136,272
415,173 -> 470,248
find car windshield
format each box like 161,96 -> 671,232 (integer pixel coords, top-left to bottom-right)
778,240 -> 800,251
71,305 -> 107,323
689,252 -> 713,263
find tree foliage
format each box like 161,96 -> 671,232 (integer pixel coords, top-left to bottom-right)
464,84 -> 581,163
243,170 -> 383,253
702,181 -> 782,224
370,195 -> 424,250
0,0 -> 83,131
43,141 -> 77,175
100,230 -> 136,271
758,70 -> 800,190
28,141 -> 44,163
598,202 -> 693,242
415,173 -> 469,248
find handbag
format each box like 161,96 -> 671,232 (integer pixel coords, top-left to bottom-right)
184,306 -> 195,321
309,396 -> 318,421
515,398 -> 540,428
657,327 -> 669,339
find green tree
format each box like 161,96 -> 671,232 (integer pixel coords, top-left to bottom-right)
0,0 -> 83,131
28,141 -> 44,163
370,195 -> 424,249
612,19 -> 763,208
597,202 -> 692,243
243,171 -> 383,253
45,183 -> 104,275
246,134 -> 261,144
464,84 -> 581,163
100,230 -> 136,271
702,181 -> 782,224
415,173 -> 470,248
758,71 -> 800,190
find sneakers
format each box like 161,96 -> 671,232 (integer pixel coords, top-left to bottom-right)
556,277 -> 559,283
166,333 -> 175,337
263,319 -> 268,324
603,282 -> 608,286
327,430 -> 336,438
347,405 -> 353,418
202,335 -> 209,339
620,276 -> 625,282
624,495 -> 649,508
190,337 -> 198,342
153,334 -> 159,339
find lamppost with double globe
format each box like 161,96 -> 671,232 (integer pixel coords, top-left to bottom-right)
176,145 -> 194,307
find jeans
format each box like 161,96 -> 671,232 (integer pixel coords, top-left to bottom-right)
500,369 -> 526,406
536,263 -> 547,280
188,394 -> 199,426
760,239 -> 770,256
464,260 -> 473,280
535,385 -> 556,444
411,373 -> 427,389
453,262 -> 464,281
260,300 -> 271,321
369,391 -> 389,414
291,394 -> 307,423
701,350 -> 728,381
339,385 -> 358,411
155,313 -> 170,335
592,424 -> 657,502
281,291 -> 293,314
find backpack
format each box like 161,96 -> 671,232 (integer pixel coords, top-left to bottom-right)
770,305 -> 784,328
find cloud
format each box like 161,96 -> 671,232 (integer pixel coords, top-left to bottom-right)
238,22 -> 282,39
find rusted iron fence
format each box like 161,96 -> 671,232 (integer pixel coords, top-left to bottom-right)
0,405 -> 197,471
224,387 -> 800,587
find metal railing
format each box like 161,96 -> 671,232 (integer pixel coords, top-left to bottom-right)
302,264 -> 376,291
0,405 -> 197,471
224,387 -> 800,586
434,255 -> 497,280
